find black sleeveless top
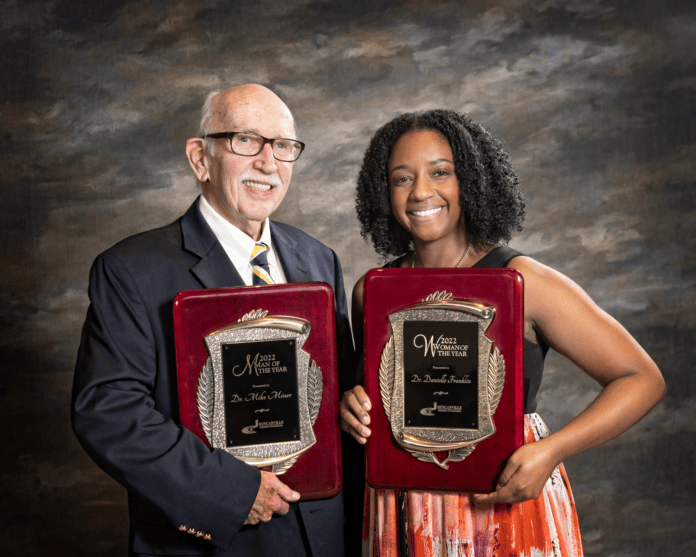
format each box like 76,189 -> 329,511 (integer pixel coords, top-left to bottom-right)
384,246 -> 547,413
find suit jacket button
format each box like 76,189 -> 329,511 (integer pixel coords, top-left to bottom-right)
187,528 -> 196,535
179,525 -> 187,532
195,531 -> 204,537
204,534 -> 212,541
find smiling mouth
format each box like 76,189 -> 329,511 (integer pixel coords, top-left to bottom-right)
243,180 -> 275,192
409,207 -> 442,217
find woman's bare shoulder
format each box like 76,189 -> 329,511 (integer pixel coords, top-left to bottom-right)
352,274 -> 367,306
507,255 -> 581,298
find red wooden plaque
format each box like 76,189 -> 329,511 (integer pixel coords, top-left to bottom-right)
173,282 -> 342,500
364,268 -> 524,493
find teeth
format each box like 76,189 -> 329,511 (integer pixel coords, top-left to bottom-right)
244,181 -> 273,191
411,207 -> 442,217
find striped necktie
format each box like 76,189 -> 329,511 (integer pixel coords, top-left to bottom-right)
251,242 -> 273,285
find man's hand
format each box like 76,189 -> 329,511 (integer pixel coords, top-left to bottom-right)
244,471 -> 300,525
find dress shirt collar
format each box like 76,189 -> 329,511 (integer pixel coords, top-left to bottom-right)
198,195 -> 286,285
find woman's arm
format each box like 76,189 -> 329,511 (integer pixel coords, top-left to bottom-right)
476,256 -> 665,505
339,275 -> 373,444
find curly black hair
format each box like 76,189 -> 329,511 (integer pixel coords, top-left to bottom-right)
356,109 -> 525,258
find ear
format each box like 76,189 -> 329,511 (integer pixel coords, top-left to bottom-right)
186,138 -> 210,183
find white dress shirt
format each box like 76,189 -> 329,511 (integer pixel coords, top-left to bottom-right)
198,195 -> 287,285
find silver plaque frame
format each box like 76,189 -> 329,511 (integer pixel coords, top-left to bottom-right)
197,310 -> 322,475
379,292 -> 505,469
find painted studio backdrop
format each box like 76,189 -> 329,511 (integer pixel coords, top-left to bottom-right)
2,1 -> 695,555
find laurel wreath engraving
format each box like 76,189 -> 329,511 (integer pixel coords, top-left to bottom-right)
306,360 -> 322,426
379,292 -> 504,469
412,451 -> 444,467
198,359 -> 214,445
239,309 -> 269,322
271,453 -> 301,475
440,446 -> 475,467
378,337 -> 394,420
488,347 -> 505,415
423,291 -> 452,302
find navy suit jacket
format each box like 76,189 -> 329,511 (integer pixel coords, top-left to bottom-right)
72,199 -> 352,555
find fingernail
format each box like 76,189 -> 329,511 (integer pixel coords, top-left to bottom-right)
292,491 -> 300,500
361,427 -> 370,437
362,415 -> 370,425
364,402 -> 371,411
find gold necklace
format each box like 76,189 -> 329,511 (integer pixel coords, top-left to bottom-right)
411,237 -> 473,268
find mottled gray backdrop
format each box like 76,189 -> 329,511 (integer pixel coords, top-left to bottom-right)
2,0 -> 695,555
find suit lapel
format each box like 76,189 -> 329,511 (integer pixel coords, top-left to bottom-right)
180,201 -> 308,288
180,198 -> 244,288
190,242 -> 243,288
271,222 -> 310,284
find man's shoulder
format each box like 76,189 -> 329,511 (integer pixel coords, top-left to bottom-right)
97,217 -> 186,267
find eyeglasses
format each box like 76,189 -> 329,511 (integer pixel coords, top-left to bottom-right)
203,131 -> 305,162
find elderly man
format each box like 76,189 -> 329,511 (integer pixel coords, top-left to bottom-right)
72,85 -> 351,556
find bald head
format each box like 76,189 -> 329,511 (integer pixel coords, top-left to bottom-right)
201,85 -> 295,143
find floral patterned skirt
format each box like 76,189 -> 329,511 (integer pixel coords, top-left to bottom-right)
363,414 -> 583,557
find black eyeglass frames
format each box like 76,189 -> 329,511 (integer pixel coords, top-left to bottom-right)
203,131 -> 305,162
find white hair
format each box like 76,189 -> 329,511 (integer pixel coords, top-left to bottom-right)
199,90 -> 221,156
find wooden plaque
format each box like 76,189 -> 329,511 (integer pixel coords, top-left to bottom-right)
173,282 -> 342,500
363,268 -> 524,493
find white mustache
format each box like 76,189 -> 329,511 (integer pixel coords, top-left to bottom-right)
238,172 -> 283,189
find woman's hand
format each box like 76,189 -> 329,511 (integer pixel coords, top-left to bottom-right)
473,438 -> 559,506
339,385 -> 372,443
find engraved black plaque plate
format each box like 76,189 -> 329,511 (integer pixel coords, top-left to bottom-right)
402,321 -> 479,429
222,339 -> 300,448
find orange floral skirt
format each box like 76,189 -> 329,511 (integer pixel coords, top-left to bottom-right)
362,414 -> 583,557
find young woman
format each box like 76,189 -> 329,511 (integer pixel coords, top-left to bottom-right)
340,110 -> 664,556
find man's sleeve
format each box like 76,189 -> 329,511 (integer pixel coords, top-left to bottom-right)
71,253 -> 260,550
